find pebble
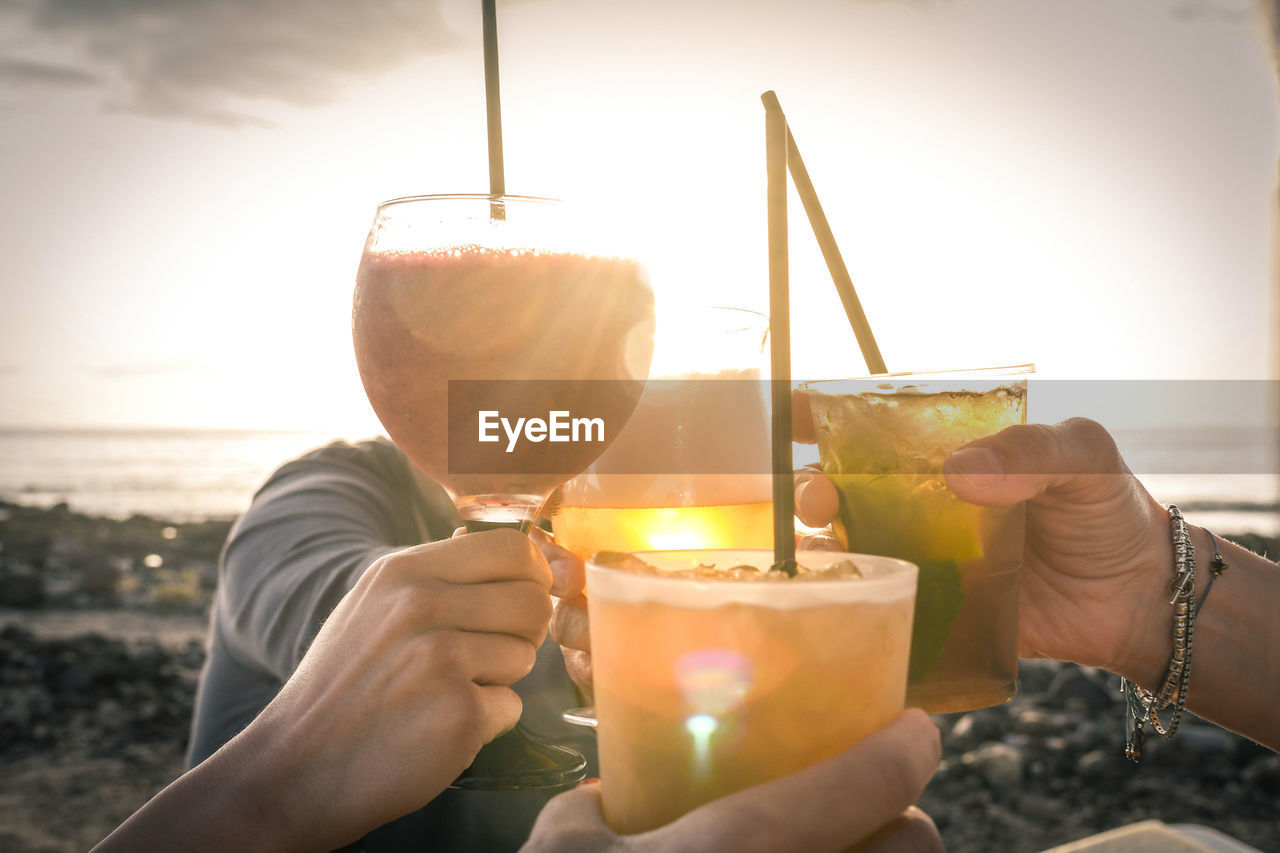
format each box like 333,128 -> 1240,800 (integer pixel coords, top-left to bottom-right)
963,742 -> 1025,790
1042,735 -> 1069,753
1075,749 -> 1115,777
1175,723 -> 1238,756
1242,754 -> 1280,796
97,699 -> 132,731
1065,720 -> 1111,753
1045,668 -> 1114,714
1016,708 -> 1074,736
950,710 -> 1006,746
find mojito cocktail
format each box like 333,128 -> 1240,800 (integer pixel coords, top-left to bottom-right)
804,367 -> 1029,713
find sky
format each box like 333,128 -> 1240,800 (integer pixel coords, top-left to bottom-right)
0,0 -> 1276,433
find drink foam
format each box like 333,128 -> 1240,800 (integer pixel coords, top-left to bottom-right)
587,548 -> 918,608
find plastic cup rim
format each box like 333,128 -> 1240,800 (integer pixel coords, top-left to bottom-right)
586,548 -> 918,596
799,363 -> 1034,389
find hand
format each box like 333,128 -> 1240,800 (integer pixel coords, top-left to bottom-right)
520,709 -> 942,853
544,535 -> 593,698
230,528 -> 557,849
794,466 -> 842,551
795,418 -> 1174,683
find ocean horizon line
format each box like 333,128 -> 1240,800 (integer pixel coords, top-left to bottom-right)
0,424 -> 379,438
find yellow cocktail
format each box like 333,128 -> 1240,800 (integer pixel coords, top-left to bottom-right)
552,501 -> 773,557
587,549 -> 917,834
552,347 -> 775,557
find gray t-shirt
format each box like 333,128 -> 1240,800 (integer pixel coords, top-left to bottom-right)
187,437 -> 597,851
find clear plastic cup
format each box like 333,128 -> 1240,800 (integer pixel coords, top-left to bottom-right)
802,365 -> 1031,713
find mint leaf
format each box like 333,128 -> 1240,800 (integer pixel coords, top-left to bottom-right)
908,559 -> 964,682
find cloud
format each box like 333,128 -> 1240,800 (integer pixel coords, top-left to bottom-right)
1170,0 -> 1260,21
81,360 -> 204,379
0,0 -> 459,125
0,56 -> 100,88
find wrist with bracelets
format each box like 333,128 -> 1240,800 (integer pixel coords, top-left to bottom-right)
1122,504 -> 1197,762
1121,506 -> 1232,762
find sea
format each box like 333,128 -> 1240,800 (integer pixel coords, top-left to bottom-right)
0,427 -> 346,523
0,425 -> 1277,537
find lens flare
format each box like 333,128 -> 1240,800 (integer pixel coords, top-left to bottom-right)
675,649 -> 752,716
683,713 -> 718,777
676,650 -> 751,779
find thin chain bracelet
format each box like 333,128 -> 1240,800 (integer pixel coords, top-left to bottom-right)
1122,504 -> 1197,762
1194,529 -> 1230,619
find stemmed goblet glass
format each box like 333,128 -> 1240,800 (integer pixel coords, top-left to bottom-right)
352,194 -> 655,789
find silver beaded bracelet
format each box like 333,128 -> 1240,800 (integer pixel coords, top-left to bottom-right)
1122,504 -> 1197,762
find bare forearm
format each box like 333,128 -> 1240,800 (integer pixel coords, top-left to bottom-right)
91,720 -> 315,853
1117,523 -> 1280,752
1180,527 -> 1280,750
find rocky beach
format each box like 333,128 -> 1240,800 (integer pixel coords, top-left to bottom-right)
0,499 -> 1276,852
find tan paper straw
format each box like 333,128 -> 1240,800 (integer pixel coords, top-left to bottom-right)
759,91 -> 886,375
482,0 -> 506,220
763,92 -> 797,575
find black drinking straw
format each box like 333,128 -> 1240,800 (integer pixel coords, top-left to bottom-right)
759,91 -> 886,375
763,92 -> 797,576
482,0 -> 506,221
